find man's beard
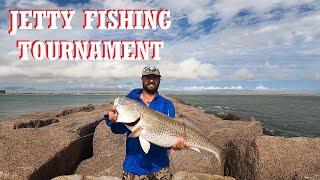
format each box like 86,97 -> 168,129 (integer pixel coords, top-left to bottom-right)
143,82 -> 159,95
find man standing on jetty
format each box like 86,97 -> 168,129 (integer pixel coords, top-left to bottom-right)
104,66 -> 188,180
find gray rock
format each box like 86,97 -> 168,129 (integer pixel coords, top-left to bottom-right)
75,122 -> 125,177
13,118 -> 59,129
0,104 -> 106,180
225,136 -> 320,179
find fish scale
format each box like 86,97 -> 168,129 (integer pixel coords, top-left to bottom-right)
114,97 -> 223,166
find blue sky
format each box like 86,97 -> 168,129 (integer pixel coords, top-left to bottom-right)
0,0 -> 320,92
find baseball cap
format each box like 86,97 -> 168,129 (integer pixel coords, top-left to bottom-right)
142,66 -> 161,77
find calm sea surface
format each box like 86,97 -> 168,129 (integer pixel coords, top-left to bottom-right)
0,94 -> 120,120
0,94 -> 319,137
172,95 -> 320,137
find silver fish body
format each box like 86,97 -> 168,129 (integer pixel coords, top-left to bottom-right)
114,97 -> 223,165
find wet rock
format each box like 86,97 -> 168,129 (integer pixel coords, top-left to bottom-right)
56,104 -> 95,117
214,113 -> 256,122
13,118 -> 59,129
223,113 -> 241,121
262,127 -> 276,136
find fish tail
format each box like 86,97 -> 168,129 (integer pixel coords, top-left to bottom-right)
208,145 -> 236,168
203,147 -> 223,167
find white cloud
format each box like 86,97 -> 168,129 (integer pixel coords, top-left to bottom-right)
16,0 -> 57,8
158,0 -> 213,24
163,85 -> 243,91
256,85 -> 269,90
0,53 -> 219,85
229,85 -> 243,90
160,58 -> 219,79
187,7 -> 213,25
213,0 -> 314,21
159,12 -> 320,76
0,0 -> 319,89
0,52 -> 144,83
90,0 -> 149,9
158,0 -> 313,26
264,61 -> 278,69
312,73 -> 320,80
234,68 -> 254,80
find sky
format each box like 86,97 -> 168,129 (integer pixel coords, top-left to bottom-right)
0,0 -> 320,93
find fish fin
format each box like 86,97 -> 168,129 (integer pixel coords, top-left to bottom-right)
189,147 -> 201,153
128,126 -> 142,138
139,137 -> 150,154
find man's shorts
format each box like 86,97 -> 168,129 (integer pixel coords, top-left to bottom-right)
121,167 -> 171,180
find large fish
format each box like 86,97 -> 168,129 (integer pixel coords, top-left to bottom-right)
114,97 -> 223,166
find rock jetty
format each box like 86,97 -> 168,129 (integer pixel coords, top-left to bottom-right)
0,97 -> 319,180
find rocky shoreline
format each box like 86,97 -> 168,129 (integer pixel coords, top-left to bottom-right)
210,112 -> 276,136
0,97 -> 319,180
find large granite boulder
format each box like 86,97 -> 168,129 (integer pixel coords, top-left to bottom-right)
225,136 -> 320,179
75,122 -> 126,177
0,104 -> 107,180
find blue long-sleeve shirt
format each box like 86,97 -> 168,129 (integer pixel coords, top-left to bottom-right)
104,88 -> 175,175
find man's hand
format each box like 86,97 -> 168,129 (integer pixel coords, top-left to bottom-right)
171,137 -> 189,150
108,106 -> 118,123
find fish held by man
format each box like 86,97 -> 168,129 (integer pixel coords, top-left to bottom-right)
113,97 -> 224,166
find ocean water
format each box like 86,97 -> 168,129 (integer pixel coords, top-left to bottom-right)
0,94 -> 319,137
0,94 -> 121,120
172,95 -> 320,137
